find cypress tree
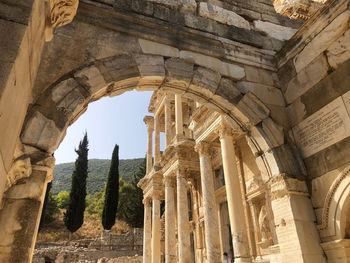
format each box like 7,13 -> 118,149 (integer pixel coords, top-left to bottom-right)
102,144 -> 120,230
64,132 -> 89,234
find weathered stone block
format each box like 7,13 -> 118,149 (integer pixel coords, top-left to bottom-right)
179,50 -> 245,80
285,54 -> 329,104
244,65 -> 276,86
191,67 -> 221,96
98,55 -> 140,83
131,0 -> 154,15
199,2 -> 251,30
21,112 -> 62,153
267,144 -> 306,177
215,78 -> 241,104
253,20 -> 297,41
327,29 -> 350,70
237,81 -> 285,107
261,118 -> 284,149
164,58 -> 193,88
74,66 -> 107,95
135,54 -> 165,77
294,10 -> 350,73
138,39 -> 179,58
237,93 -> 270,125
311,168 -> 340,208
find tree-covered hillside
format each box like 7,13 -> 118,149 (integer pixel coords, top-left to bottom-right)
52,158 -> 144,194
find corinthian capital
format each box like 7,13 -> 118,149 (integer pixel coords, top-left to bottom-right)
144,116 -> 154,130
45,0 -> 79,41
194,141 -> 211,157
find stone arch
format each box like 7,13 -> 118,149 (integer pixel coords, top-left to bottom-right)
1,52 -> 309,263
319,165 -> 350,241
17,53 -> 304,182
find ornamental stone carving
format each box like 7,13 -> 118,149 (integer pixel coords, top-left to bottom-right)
258,205 -> 273,248
271,0 -> 324,20
194,141 -> 211,157
45,0 -> 79,41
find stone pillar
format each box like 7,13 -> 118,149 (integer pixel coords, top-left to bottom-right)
175,94 -> 183,137
218,123 -> 251,262
195,141 -> 221,262
143,198 -> 152,263
164,95 -> 172,148
154,114 -> 160,164
164,175 -> 176,263
269,174 -> 327,263
152,196 -> 161,263
144,116 -> 154,174
0,157 -> 54,263
176,168 -> 191,263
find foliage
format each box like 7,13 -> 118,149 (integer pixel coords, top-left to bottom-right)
56,191 -> 70,209
102,144 -> 120,230
64,132 -> 89,233
39,182 -> 59,230
117,157 -> 145,228
52,158 -> 144,194
85,187 -> 105,217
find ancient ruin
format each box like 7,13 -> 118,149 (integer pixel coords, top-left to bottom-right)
1,0 -> 350,262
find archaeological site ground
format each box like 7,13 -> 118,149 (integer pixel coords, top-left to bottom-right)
1,0 -> 350,262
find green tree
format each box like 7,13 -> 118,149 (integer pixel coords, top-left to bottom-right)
64,132 -> 89,235
86,187 -> 105,216
117,157 -> 145,228
56,191 -> 70,209
102,144 -> 120,230
39,182 -> 59,230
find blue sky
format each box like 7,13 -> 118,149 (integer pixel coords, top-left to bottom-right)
54,90 -> 164,164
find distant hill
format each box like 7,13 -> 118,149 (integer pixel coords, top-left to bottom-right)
52,158 -> 144,195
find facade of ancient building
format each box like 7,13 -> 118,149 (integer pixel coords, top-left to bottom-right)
0,0 -> 350,262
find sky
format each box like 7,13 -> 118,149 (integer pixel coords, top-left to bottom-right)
54,90 -> 164,164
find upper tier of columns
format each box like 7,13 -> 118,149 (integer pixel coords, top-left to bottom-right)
144,93 -> 185,175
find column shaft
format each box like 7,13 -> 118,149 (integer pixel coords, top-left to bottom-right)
154,115 -> 160,164
143,201 -> 152,263
165,96 -> 172,147
0,168 -> 49,263
175,94 -> 183,136
147,127 -> 153,174
165,177 -> 177,263
177,170 -> 191,263
152,198 -> 161,263
144,116 -> 154,174
196,142 -> 221,262
220,134 -> 251,262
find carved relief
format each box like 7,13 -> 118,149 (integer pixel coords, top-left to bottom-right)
258,205 -> 273,248
45,0 -> 79,41
5,143 -> 32,193
272,0 -> 323,20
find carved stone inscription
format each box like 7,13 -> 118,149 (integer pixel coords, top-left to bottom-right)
342,90 -> 350,117
293,97 -> 350,158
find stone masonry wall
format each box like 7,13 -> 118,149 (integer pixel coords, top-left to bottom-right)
277,0 -> 350,243
33,229 -> 143,263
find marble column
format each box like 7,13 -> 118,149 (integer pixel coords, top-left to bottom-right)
0,157 -> 54,263
164,95 -> 172,147
164,175 -> 177,263
152,196 -> 161,263
143,199 -> 152,263
176,168 -> 191,263
195,141 -> 221,262
218,122 -> 251,262
154,114 -> 160,164
175,94 -> 183,137
144,116 -> 154,174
